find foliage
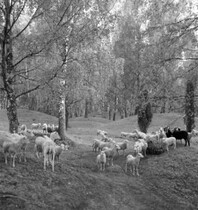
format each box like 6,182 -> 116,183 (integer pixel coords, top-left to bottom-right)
185,80 -> 195,132
137,90 -> 153,133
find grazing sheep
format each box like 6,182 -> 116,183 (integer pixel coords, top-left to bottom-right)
134,139 -> 148,157
134,129 -> 147,140
96,151 -> 106,171
162,137 -> 176,152
121,132 -> 129,138
97,129 -> 108,136
31,123 -> 41,130
3,134 -> 30,167
146,133 -> 159,143
125,153 -> 144,176
43,140 -> 56,172
115,140 -> 129,155
128,132 -> 138,140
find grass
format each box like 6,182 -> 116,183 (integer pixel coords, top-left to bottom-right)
1,109 -> 198,209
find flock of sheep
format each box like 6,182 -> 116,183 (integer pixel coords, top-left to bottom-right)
93,127 -> 198,176
1,120 -> 198,177
0,123 -> 67,172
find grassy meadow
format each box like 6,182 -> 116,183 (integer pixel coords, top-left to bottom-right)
0,109 -> 198,210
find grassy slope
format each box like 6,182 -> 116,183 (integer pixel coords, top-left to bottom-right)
0,109 -> 198,210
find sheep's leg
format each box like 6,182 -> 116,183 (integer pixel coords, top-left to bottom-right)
4,153 -> 8,165
132,166 -> 135,176
12,155 -> 16,168
111,158 -> 114,166
44,155 -> 47,170
51,153 -> 55,172
136,166 -> 139,176
125,163 -> 128,173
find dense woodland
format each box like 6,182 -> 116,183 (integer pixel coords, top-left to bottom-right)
0,0 -> 198,135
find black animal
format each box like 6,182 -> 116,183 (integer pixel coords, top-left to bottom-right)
164,126 -> 190,146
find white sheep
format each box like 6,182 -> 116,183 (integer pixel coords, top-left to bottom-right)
102,145 -> 117,166
146,133 -> 159,143
34,136 -> 52,158
20,124 -> 27,131
54,144 -> 67,161
134,139 -> 148,157
162,137 -> 176,152
42,123 -> 48,133
31,123 -> 41,130
134,129 -> 147,140
96,151 -> 106,171
128,132 -> 138,140
115,140 -> 129,155
125,153 -> 144,176
43,140 -> 56,172
50,131 -> 60,142
97,129 -> 108,137
158,127 -> 166,139
3,134 -> 30,167
92,139 -> 104,152
120,132 -> 129,138
98,140 -> 115,152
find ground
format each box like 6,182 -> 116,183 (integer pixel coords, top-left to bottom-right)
0,109 -> 198,210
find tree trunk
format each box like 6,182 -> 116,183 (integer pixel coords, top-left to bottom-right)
1,0 -> 19,133
58,92 -> 67,140
113,111 -> 116,121
185,80 -> 195,132
7,94 -> 19,133
84,98 -> 89,118
65,105 -> 69,130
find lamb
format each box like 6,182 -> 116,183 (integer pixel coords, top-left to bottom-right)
42,123 -> 48,133
125,153 -> 144,176
31,123 -> 41,130
158,127 -> 166,139
102,145 -> 117,166
54,144 -> 66,161
43,140 -> 56,172
134,139 -> 148,157
96,151 -> 106,171
162,137 -> 176,152
34,135 -> 53,158
115,140 -> 129,155
3,134 -> 30,167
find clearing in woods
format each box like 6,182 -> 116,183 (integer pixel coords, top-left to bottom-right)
0,109 -> 198,210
